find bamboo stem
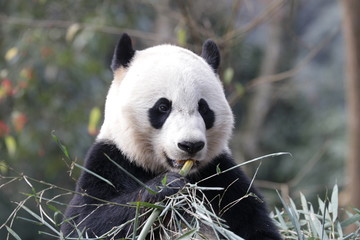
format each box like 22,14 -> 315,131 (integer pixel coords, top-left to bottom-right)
137,208 -> 161,240
137,160 -> 194,239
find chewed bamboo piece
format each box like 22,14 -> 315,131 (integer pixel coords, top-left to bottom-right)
178,160 -> 194,176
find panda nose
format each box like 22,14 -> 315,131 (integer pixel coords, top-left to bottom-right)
178,141 -> 205,154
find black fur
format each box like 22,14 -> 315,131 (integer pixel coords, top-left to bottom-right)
148,97 -> 172,129
201,39 -> 220,73
198,98 -> 215,129
111,33 -> 135,71
62,36 -> 281,239
60,142 -> 185,238
61,141 -> 282,240
191,155 -> 282,240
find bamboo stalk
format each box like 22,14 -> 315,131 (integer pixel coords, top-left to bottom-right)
178,160 -> 194,176
137,160 -> 194,240
137,208 -> 161,240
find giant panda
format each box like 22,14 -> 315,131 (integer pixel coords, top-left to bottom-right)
61,33 -> 282,240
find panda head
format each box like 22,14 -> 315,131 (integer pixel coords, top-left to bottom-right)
97,34 -> 234,173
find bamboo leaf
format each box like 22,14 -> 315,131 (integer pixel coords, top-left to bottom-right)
128,201 -> 164,209
51,131 -> 71,161
223,67 -> 234,85
175,228 -> 199,240
104,153 -> 157,194
177,28 -> 187,46
330,184 -> 338,221
277,191 -> 304,240
341,213 -> 360,228
74,163 -> 115,188
5,225 -> 22,240
200,152 -> 292,183
216,164 -> 222,174
19,205 -> 60,235
161,174 -> 168,186
275,207 -> 288,230
5,135 -> 17,157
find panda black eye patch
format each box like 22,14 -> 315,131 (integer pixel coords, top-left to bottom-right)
198,98 -> 215,129
148,98 -> 172,129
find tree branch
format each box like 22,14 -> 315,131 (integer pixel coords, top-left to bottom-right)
0,14 -> 168,42
221,0 -> 286,45
227,25 -> 340,106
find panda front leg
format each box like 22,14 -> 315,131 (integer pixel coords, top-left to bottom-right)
62,171 -> 186,238
192,153 -> 282,240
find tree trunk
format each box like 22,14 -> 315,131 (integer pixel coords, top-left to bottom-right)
153,0 -> 174,43
342,0 -> 360,211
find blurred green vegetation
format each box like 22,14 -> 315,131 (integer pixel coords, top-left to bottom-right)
0,0 -> 351,239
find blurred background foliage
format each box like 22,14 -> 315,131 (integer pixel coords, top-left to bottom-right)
0,0 -> 352,238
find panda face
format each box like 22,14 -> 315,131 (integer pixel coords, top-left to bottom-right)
98,40 -> 234,173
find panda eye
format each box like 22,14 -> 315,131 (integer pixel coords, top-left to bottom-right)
198,98 -> 215,129
149,98 -> 172,129
198,101 -> 209,114
158,103 -> 170,113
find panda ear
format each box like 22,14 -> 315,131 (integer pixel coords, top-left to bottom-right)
201,39 -> 220,73
111,33 -> 135,71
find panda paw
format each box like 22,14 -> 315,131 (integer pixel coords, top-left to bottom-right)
147,172 -> 187,201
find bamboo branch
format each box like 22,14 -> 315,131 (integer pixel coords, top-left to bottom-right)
138,161 -> 194,240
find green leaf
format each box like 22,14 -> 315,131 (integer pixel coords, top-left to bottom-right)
88,107 -> 102,135
177,28 -> 187,46
341,213 -> 360,228
235,83 -> 244,97
5,226 -> 22,240
5,47 -> 19,62
277,191 -> 304,240
275,207 -> 288,230
47,204 -> 60,213
74,163 -> 115,188
19,205 -> 60,235
216,164 -> 222,174
38,231 -> 60,238
54,211 -> 62,226
161,174 -> 168,186
300,193 -> 311,222
336,221 -> 343,239
128,201 -> 164,209
5,135 -> 17,157
223,67 -> 234,85
175,227 -> 199,240
0,160 -> 8,174
200,152 -> 292,183
330,184 -> 338,221
51,131 -> 71,161
104,153 -> 157,194
66,23 -> 81,42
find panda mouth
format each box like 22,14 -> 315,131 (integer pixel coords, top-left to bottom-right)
165,154 -> 199,169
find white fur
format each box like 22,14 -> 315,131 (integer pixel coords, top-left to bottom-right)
97,44 -> 234,173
